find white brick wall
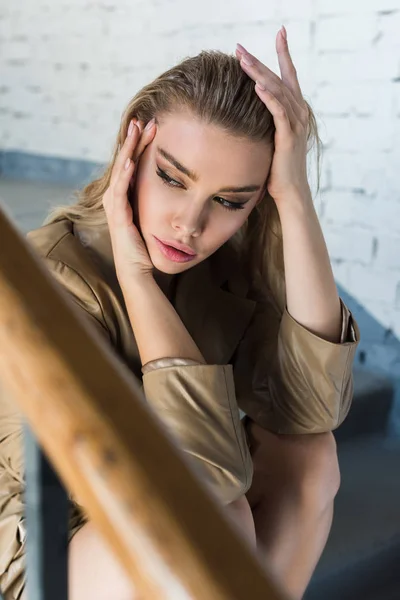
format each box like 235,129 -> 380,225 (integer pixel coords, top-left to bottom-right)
1,1 -> 400,342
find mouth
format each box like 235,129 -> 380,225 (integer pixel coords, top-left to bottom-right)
153,236 -> 197,264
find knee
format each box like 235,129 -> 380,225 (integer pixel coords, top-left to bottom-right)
291,432 -> 341,512
248,423 -> 340,514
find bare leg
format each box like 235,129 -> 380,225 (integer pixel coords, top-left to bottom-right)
68,496 -> 257,600
225,495 -> 257,550
245,421 -> 340,600
68,522 -> 136,600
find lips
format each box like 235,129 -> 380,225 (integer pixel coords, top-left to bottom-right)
153,236 -> 197,264
158,238 -> 196,256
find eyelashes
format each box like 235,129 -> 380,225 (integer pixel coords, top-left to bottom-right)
156,167 -> 246,212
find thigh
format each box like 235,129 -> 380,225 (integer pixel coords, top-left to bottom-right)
68,521 -> 135,600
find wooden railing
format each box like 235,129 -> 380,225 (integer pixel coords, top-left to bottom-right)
0,207 -> 287,599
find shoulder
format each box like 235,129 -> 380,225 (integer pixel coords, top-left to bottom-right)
27,219 -> 100,277
26,219 -> 115,337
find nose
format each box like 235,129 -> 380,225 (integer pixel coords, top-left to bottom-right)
171,202 -> 207,238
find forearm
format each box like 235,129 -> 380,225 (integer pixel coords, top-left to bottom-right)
277,187 -> 342,343
120,274 -> 205,366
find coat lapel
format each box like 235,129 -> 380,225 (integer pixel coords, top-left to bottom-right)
74,221 -> 257,368
174,243 -> 256,365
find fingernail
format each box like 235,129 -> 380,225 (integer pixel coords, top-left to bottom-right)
281,25 -> 287,40
236,43 -> 247,54
128,120 -> 134,136
255,80 -> 266,91
145,118 -> 156,131
124,158 -> 131,170
241,54 -> 253,66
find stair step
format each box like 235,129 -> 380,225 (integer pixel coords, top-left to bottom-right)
334,369 -> 395,442
305,436 -> 400,600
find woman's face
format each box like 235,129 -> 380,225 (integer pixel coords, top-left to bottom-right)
133,111 -> 273,274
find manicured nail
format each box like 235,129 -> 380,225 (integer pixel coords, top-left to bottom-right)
281,25 -> 287,40
124,158 -> 131,170
236,43 -> 247,54
241,54 -> 254,66
128,120 -> 134,136
145,118 -> 156,131
255,80 -> 266,91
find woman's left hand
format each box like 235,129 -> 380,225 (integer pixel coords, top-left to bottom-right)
236,27 -> 312,206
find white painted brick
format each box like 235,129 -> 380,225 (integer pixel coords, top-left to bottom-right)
378,10 -> 400,45
321,189 -> 400,234
326,151 -> 392,193
373,236 -> 400,269
314,82 -> 395,117
317,0 -> 400,15
316,15 -> 378,52
323,225 -> 374,264
348,265 -> 400,305
320,116 -> 393,152
315,48 -> 399,82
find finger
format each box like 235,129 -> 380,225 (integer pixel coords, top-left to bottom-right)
110,157 -> 136,227
132,118 -> 156,163
237,43 -> 283,88
111,121 -> 140,186
237,44 -> 303,125
276,27 -> 303,102
254,83 -> 292,138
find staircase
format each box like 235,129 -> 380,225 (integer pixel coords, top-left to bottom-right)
305,369 -> 400,600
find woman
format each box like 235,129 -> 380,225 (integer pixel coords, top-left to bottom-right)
0,27 -> 359,600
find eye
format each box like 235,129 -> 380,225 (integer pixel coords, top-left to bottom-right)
215,197 -> 246,211
156,167 -> 182,188
156,166 -> 246,212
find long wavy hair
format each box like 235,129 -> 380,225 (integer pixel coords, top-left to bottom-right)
45,50 -> 321,312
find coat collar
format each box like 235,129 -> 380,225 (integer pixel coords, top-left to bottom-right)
73,221 -> 256,365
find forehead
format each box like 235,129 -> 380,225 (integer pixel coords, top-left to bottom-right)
155,111 -> 272,183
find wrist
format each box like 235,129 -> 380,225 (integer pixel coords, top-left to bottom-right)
119,270 -> 155,295
274,184 -> 314,217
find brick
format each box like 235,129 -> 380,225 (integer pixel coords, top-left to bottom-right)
323,225 -> 374,264
316,15 -> 378,52
320,116 -> 393,152
321,189 -> 400,234
326,151 -> 392,192
378,11 -> 400,45
373,236 -> 400,270
347,264 -> 400,304
314,81 -> 395,117
315,48 -> 399,83
317,0 -> 400,15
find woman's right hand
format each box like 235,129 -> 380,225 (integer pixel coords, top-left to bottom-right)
102,118 -> 157,284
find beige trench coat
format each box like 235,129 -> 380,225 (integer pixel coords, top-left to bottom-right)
0,218 -> 359,599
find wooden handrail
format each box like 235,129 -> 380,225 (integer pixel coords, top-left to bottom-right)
0,207 -> 287,599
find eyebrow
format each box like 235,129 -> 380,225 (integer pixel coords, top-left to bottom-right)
156,146 -> 261,194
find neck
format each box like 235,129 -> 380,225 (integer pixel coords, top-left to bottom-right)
153,268 -> 175,298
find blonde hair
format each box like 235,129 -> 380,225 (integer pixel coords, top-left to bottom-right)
45,50 -> 321,312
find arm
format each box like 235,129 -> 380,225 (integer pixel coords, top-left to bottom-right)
120,273 -> 205,366
236,38 -> 344,344
102,121 -> 253,504
278,187 -> 342,344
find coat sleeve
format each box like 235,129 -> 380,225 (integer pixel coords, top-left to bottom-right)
42,260 -> 253,505
232,288 -> 360,435
141,362 -> 253,504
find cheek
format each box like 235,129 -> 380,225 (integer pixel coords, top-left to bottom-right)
206,209 -> 248,246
